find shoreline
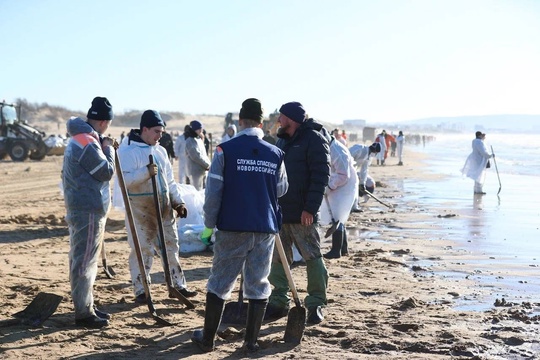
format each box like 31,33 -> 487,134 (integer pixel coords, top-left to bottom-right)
360,145 -> 540,311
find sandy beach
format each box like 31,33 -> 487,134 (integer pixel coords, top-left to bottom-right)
1,130 -> 539,359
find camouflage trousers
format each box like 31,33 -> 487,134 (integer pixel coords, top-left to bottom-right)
269,223 -> 329,309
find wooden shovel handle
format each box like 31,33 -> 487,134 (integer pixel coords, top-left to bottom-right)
274,234 -> 302,307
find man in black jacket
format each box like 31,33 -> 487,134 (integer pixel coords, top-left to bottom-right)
265,101 -> 331,324
158,129 -> 175,163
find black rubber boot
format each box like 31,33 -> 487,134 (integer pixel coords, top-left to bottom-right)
191,292 -> 225,352
341,228 -> 349,256
243,299 -> 268,352
323,229 -> 343,259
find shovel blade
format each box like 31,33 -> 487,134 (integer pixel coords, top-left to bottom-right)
284,306 -> 306,344
222,301 -> 248,324
152,313 -> 174,327
168,288 -> 196,309
12,292 -> 63,327
103,259 -> 116,279
325,220 -> 340,238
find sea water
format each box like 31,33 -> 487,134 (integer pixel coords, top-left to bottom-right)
402,133 -> 540,310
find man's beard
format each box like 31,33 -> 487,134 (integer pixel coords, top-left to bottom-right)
277,126 -> 290,138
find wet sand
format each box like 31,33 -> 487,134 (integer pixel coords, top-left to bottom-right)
389,140 -> 540,311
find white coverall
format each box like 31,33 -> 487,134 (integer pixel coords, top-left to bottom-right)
349,144 -> 375,206
396,134 -> 404,164
185,135 -> 211,190
320,138 -> 358,224
174,134 -> 188,184
461,138 -> 493,193
375,134 -> 386,164
118,138 -> 188,296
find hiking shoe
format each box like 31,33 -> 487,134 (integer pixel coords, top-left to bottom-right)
323,251 -> 341,260
263,303 -> 288,320
93,306 -> 111,320
307,306 -> 324,324
135,293 -> 147,304
75,315 -> 109,329
176,287 -> 198,298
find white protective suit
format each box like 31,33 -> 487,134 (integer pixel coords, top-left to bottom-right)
349,144 -> 373,185
396,133 -> 404,164
174,133 -> 188,184
461,138 -> 493,193
319,138 -> 358,224
375,133 -> 386,164
185,135 -> 211,190
221,124 -> 237,143
117,134 -> 188,297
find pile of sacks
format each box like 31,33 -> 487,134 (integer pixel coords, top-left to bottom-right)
176,184 -> 213,253
45,134 -> 68,156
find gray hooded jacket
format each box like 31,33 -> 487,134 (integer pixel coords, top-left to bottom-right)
62,117 -> 115,214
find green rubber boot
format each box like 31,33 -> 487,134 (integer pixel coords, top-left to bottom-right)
266,262 -> 290,320
305,257 -> 329,309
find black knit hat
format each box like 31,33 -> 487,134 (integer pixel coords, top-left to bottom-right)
279,101 -> 306,124
239,98 -> 264,122
190,120 -> 203,131
87,97 -> 113,120
140,110 -> 165,129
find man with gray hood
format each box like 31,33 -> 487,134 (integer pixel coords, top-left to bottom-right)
62,96 -> 116,328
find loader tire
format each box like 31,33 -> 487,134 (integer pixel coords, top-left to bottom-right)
9,142 -> 29,161
29,143 -> 48,160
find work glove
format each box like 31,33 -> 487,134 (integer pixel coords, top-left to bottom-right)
174,204 -> 188,218
147,163 -> 158,177
102,137 -> 119,149
358,184 -> 366,196
200,227 -> 213,246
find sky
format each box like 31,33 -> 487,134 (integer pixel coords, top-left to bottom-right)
2,0 -> 539,124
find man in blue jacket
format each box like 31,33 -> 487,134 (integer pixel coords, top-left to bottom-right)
62,97 -> 116,328
191,98 -> 288,353
265,101 -> 331,324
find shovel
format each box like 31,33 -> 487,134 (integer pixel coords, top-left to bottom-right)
0,292 -> 63,327
148,155 -> 194,309
208,133 -> 213,161
221,273 -> 248,324
364,190 -> 394,209
101,240 -> 116,279
491,146 -> 502,195
115,149 -> 172,326
275,233 -> 306,344
323,193 -> 341,238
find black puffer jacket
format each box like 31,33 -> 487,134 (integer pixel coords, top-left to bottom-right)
276,118 -> 330,224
